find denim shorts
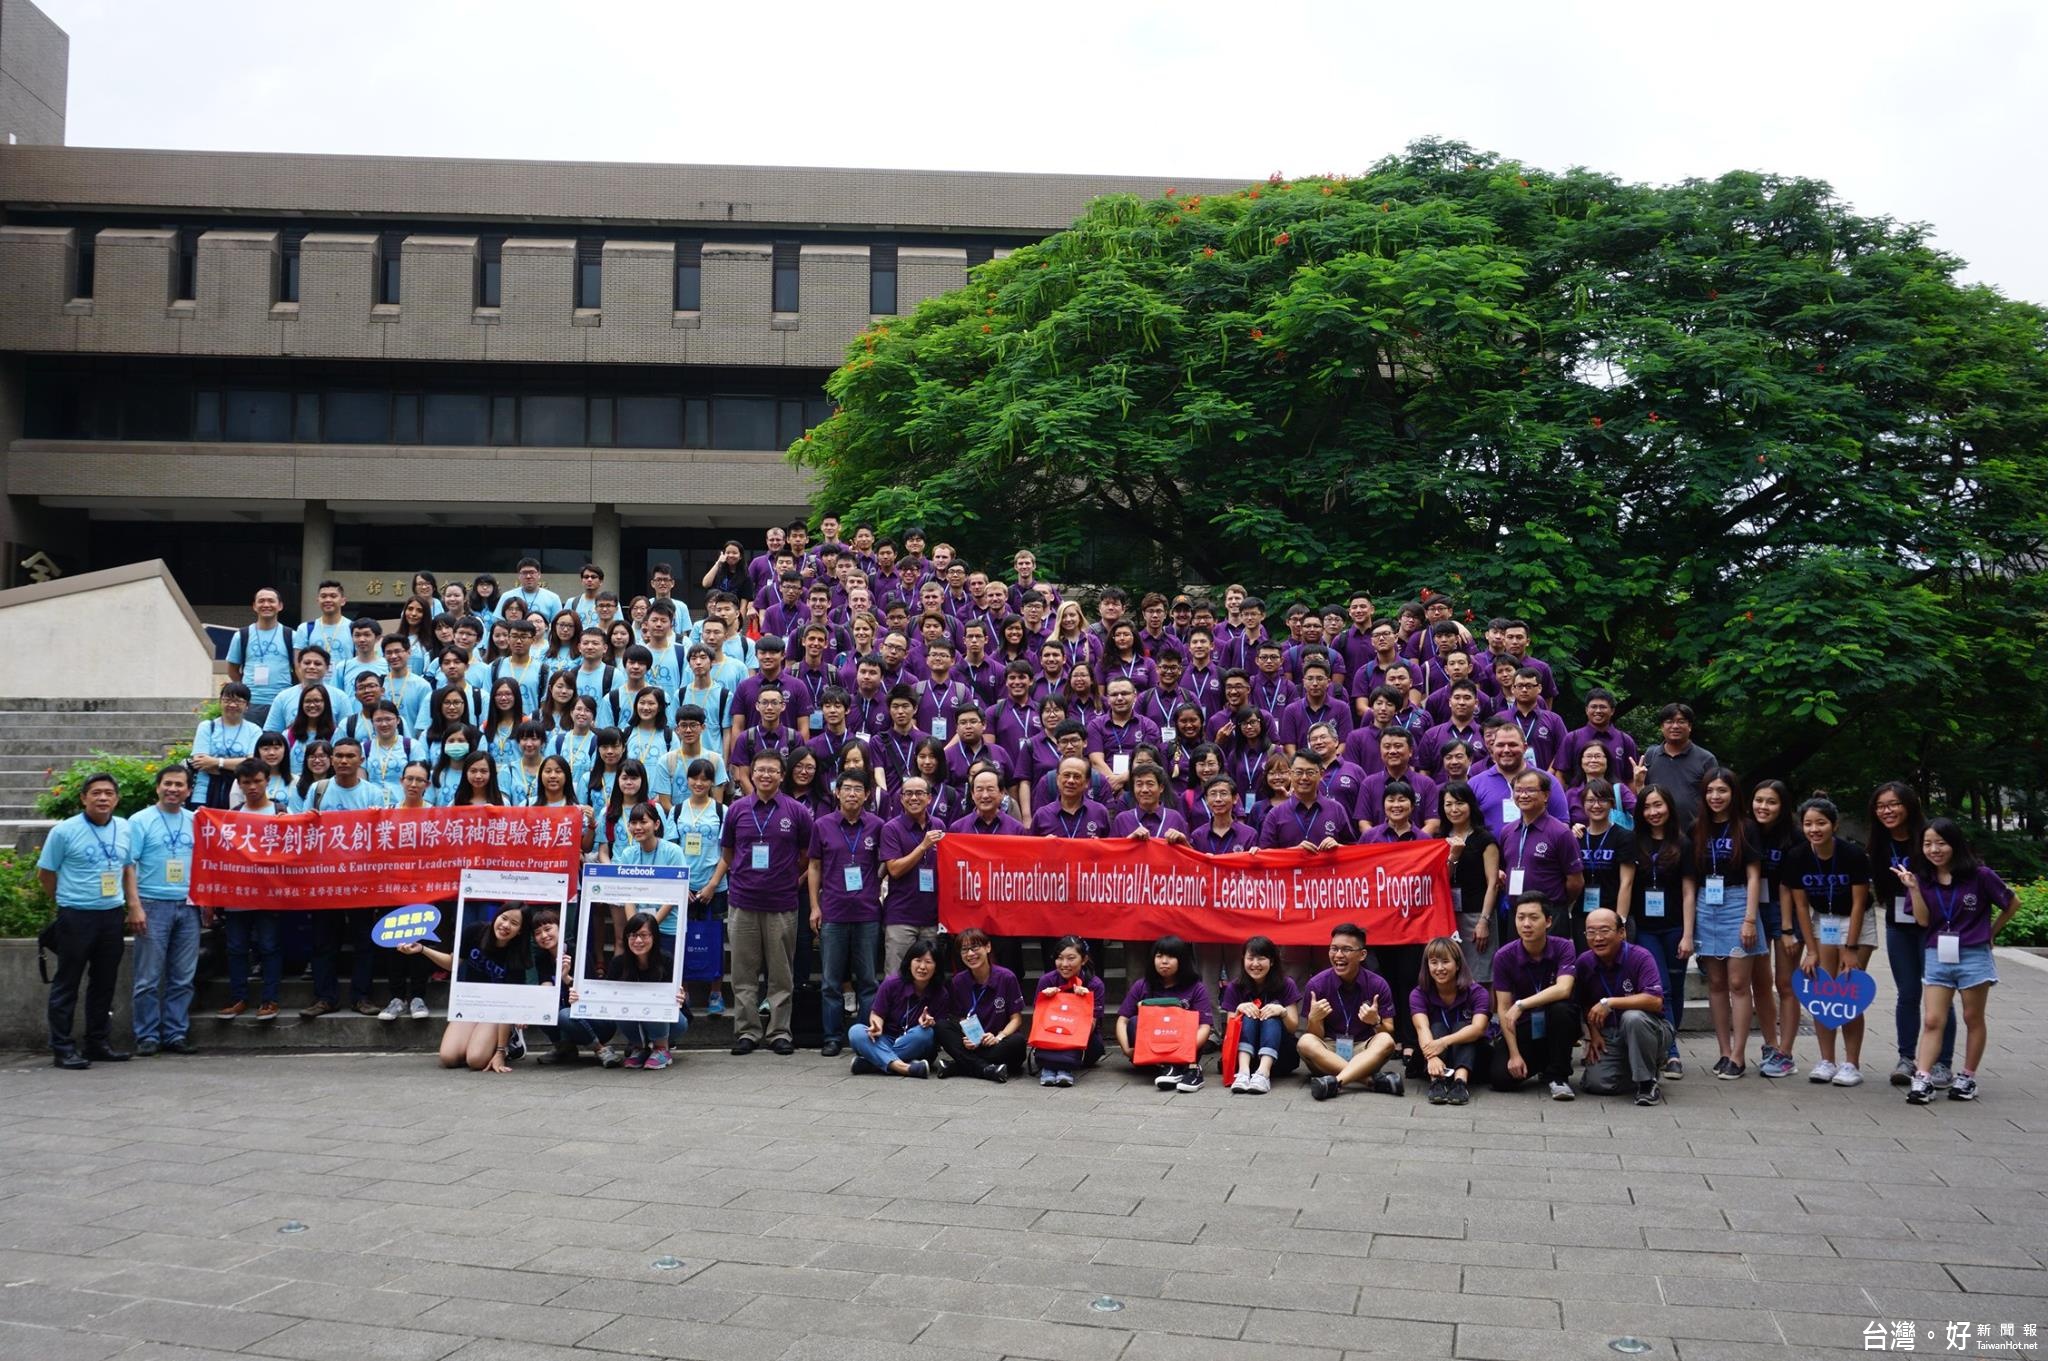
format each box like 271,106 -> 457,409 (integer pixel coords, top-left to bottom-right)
1922,944 -> 1997,992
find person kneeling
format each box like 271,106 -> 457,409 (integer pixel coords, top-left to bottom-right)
1297,921 -> 1404,1101
1575,908 -> 1674,1106
1411,936 -> 1491,1106
849,940 -> 948,1078
1489,892 -> 1583,1099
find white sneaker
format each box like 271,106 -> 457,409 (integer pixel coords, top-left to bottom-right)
377,997 -> 404,1022
408,997 -> 429,1020
1831,1062 -> 1863,1087
1229,1068 -> 1253,1094
1548,1080 -> 1575,1101
1808,1058 -> 1839,1084
1248,1072 -> 1272,1095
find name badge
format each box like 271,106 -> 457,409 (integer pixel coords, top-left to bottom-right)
1530,1009 -> 1547,1040
250,665 -> 272,686
1702,876 -> 1725,906
854,730 -> 871,745
843,865 -> 864,892
918,867 -> 935,893
959,1014 -> 986,1044
684,833 -> 704,858
1936,932 -> 1961,965
930,716 -> 948,740
165,861 -> 186,885
750,843 -> 770,870
1816,915 -> 1847,946
1894,894 -> 1915,927
1112,753 -> 1130,776
810,710 -> 824,730
1450,887 -> 1463,915
1334,1036 -> 1355,1061
100,871 -> 121,898
1507,869 -> 1526,896
1500,796 -> 1518,824
1644,889 -> 1667,919
1582,885 -> 1602,912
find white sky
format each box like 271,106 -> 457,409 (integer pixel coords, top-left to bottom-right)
34,0 -> 2048,304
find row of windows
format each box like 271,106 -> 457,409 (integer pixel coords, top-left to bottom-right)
25,374 -> 833,450
64,232 -> 982,316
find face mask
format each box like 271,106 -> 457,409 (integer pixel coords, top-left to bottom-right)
444,743 -> 470,759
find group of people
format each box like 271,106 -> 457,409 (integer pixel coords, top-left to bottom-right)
35,521 -> 2024,1111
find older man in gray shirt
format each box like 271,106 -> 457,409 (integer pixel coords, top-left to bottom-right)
1639,703 -> 1716,826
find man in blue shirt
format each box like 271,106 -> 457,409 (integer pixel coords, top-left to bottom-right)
129,766 -> 202,1055
292,579 -> 355,662
506,558 -> 564,622
36,771 -> 144,1068
298,739 -> 391,1020
189,682 -> 263,807
225,586 -> 294,725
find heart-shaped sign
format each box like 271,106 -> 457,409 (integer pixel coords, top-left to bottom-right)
1791,967 -> 1877,1026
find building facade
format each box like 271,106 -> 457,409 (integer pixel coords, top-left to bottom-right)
0,1 -> 1235,619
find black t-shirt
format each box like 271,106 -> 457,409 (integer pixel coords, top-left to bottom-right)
1577,822 -> 1635,916
1784,839 -> 1872,916
1630,833 -> 1693,920
607,948 -> 675,985
1450,824 -> 1497,915
458,922 -> 532,986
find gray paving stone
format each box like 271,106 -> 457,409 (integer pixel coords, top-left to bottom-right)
0,1320 -> 131,1361
405,1296 -> 618,1346
920,1310 -> 1131,1360
83,1296 -> 298,1350
1450,1324 -> 1678,1360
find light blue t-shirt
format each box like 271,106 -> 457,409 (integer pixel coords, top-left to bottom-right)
306,777 -> 394,812
500,761 -> 544,806
360,735 -> 418,790
190,717 -> 264,804
612,836 -> 689,930
668,797 -> 724,892
337,655 -> 390,696
270,681 -> 354,731
385,672 -> 434,733
225,623 -> 294,706
603,802 -> 674,858
292,618 -> 355,661
650,747 -> 726,804
550,728 -> 597,786
38,813 -> 133,909
129,805 -> 196,902
568,662 -> 617,703
642,644 -> 684,698
624,727 -> 673,770
507,586 -> 564,621
489,656 -> 548,713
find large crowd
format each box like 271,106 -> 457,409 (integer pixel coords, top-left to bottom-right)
38,518 -> 2023,1110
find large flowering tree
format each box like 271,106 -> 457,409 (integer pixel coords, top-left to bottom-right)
793,141 -> 2048,842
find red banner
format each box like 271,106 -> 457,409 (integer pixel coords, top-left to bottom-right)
190,807 -> 585,910
937,835 -> 1454,946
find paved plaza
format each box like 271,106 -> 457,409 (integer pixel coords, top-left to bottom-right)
2,959 -> 2046,1361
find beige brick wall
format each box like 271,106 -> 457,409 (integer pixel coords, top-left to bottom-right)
189,230 -> 280,357
901,246 -> 968,311
0,225 -> 74,350
388,236 -> 486,362
291,233 -> 380,359
587,239 -> 684,366
75,228 -> 180,354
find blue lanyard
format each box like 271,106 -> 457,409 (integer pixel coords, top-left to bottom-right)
748,800 -> 777,845
1058,809 -> 1087,838
836,816 -> 866,863
148,811 -> 191,855
1581,826 -> 1610,864
89,820 -> 122,866
1931,883 -> 1962,931
1288,801 -> 1321,844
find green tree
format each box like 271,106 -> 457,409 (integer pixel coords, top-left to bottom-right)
794,141 -> 2048,838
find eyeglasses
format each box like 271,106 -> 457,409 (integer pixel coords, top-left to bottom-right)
1327,945 -> 1362,955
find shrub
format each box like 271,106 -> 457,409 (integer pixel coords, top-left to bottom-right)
35,747 -> 191,821
0,847 -> 55,938
1998,880 -> 2048,948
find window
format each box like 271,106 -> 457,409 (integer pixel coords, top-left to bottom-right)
772,241 -> 799,312
617,396 -> 681,448
378,231 -> 403,305
392,393 -> 420,444
674,239 -> 701,310
777,400 -> 807,447
121,384 -> 187,441
490,394 -> 518,445
715,398 -> 775,449
965,244 -> 995,267
423,393 -> 488,445
325,392 -> 390,444
576,238 -> 602,309
175,228 -> 200,301
479,235 -> 504,307
520,394 -> 585,446
74,235 -> 95,300
194,392 -> 222,441
223,390 -> 291,442
588,396 -> 614,446
280,230 -> 305,303
869,242 -> 897,315
684,398 -> 710,449
293,392 -> 320,442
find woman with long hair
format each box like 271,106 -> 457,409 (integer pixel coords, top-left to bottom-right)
1789,793 -> 1874,1087
1869,781 -> 1954,1088
1892,818 -> 2021,1105
1750,779 -> 1801,1078
1410,936 -> 1491,1105
1221,935 -> 1300,1094
1692,767 -> 1762,1079
1631,784 -> 1695,1081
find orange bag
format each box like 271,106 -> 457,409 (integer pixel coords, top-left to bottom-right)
1029,988 -> 1094,1052
1133,1001 -> 1201,1066
1220,1010 -> 1244,1084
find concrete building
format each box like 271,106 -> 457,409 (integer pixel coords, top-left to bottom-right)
0,0 -> 1236,620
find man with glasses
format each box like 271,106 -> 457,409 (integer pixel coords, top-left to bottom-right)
1297,922 -> 1404,1101
1575,907 -> 1672,1106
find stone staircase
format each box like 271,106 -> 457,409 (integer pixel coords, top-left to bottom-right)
0,697 -> 205,839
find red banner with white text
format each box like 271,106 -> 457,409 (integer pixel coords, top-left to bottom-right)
190,807 -> 585,910
937,835 -> 1454,946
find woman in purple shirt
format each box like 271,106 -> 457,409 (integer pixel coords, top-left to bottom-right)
1031,935 -> 1107,1087
1893,818 -> 2020,1105
847,939 -> 950,1078
1221,935 -> 1301,1094
938,928 -> 1026,1082
1116,935 -> 1215,1093
1410,937 -> 1492,1106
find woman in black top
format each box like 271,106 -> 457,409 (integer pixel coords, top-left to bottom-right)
402,902 -> 534,1073
1574,777 -> 1636,955
1749,779 -> 1801,1078
1438,782 -> 1500,982
1869,781 -> 1955,1087
1631,784 -> 1695,1080
1787,794 -> 1873,1087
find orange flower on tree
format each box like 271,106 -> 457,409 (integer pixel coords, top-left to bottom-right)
1249,328 -> 1263,340
1202,247 -> 1216,259
1274,232 -> 1291,246
1590,416 -> 1604,428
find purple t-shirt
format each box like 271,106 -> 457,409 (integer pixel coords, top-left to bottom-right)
944,740 -> 1012,789
1409,980 -> 1494,1041
1256,796 -> 1353,849
720,793 -> 814,913
1490,935 -> 1578,1001
1497,814 -> 1584,904
949,809 -> 1029,837
1117,975 -> 1215,1022
948,965 -> 1025,1034
1915,866 -> 2014,949
1111,805 -> 1189,839
1501,706 -> 1566,771
1031,799 -> 1112,838
1086,712 -> 1162,764
1572,942 -> 1665,1011
1354,768 -> 1440,827
1218,973 -> 1302,1024
1469,764 -> 1570,836
871,973 -> 951,1037
1302,966 -> 1394,1043
733,671 -> 815,735
1556,723 -> 1640,778
808,810 -> 884,925
1415,720 -> 1488,776
878,812 -> 941,927
1278,696 -> 1354,750
1188,820 -> 1257,855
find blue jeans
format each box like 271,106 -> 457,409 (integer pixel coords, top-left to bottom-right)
1887,922 -> 1955,1065
1637,925 -> 1685,1056
616,1018 -> 679,1048
132,900 -> 202,1043
224,910 -> 281,1005
548,1015 -> 613,1047
1234,1014 -> 1301,1075
846,1022 -> 936,1071
819,920 -> 880,1034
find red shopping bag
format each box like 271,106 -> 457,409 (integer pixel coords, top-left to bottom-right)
1220,1011 -> 1244,1085
1133,1000 -> 1201,1066
1029,988 -> 1094,1052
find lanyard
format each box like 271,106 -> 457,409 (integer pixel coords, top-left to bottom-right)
1432,995 -> 1466,1036
1058,808 -> 1087,838
1134,808 -> 1164,836
147,810 -> 192,855
1514,820 -> 1540,871
1597,960 -> 1628,1000
1580,826 -> 1610,864
1198,824 -> 1235,853
208,721 -> 250,758
748,800 -> 777,847
836,816 -> 867,864
1288,801 -> 1321,844
1815,848 -> 1838,912
1931,882 -> 1962,931
1709,823 -> 1733,875
88,819 -> 122,866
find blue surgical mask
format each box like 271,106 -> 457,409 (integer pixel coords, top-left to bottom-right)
444,742 -> 470,759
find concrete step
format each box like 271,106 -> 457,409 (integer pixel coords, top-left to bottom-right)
0,740 -> 192,757
0,698 -> 207,714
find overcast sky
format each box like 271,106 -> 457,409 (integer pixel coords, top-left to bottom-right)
34,0 -> 2048,304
